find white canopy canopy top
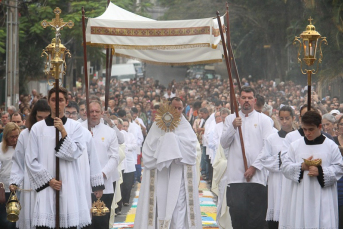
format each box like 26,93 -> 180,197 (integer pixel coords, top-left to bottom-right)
86,2 -> 224,65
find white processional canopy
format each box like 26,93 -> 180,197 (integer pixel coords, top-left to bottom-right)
86,2 -> 224,65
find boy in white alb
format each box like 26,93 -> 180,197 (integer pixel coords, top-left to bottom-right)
280,111 -> 343,228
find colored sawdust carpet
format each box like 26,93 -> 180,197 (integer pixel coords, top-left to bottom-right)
112,180 -> 218,228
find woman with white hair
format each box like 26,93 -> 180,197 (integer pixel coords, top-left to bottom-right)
0,122 -> 20,229
322,113 -> 337,137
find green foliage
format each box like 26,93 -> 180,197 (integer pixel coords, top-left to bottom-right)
9,0 -> 152,93
158,0 -> 343,83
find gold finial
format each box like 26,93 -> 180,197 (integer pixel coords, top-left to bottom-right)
308,17 -> 313,25
41,7 -> 74,31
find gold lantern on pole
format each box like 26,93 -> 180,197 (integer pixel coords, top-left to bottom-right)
293,17 -> 327,110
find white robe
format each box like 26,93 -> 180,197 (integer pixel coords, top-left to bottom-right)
110,141 -> 126,226
212,145 -> 232,229
280,136 -> 343,229
208,122 -> 223,164
26,118 -> 90,228
260,131 -> 285,222
134,115 -> 202,229
82,121 -> 119,194
220,110 -> 274,186
121,130 -> 137,173
78,126 -> 104,213
10,129 -> 36,229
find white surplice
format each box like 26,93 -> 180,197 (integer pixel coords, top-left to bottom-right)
78,125 -> 104,213
110,139 -> 126,226
82,121 -> 119,193
220,110 -> 274,186
280,136 -> 343,229
212,145 -> 232,229
208,122 -> 223,164
260,131 -> 286,222
121,130 -> 137,173
134,115 -> 202,229
25,117 -> 90,228
10,129 -> 36,229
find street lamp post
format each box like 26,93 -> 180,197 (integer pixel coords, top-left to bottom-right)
293,17 -> 327,110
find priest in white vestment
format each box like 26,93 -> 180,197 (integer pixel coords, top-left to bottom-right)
134,97 -> 202,229
280,111 -> 343,229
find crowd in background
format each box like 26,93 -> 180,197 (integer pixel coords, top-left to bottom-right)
1,76 -> 343,135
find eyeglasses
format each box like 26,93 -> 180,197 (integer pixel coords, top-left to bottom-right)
174,107 -> 183,111
65,112 -> 78,116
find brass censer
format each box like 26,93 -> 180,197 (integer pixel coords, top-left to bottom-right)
91,198 -> 109,216
6,191 -> 21,222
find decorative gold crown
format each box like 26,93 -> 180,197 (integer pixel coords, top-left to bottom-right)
155,103 -> 181,132
303,158 -> 322,166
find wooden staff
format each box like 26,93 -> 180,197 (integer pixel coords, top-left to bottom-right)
82,7 -> 91,131
104,0 -> 112,111
225,4 -> 241,111
217,11 -> 248,171
55,78 -> 60,229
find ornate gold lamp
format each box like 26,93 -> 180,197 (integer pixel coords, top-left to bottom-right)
41,7 -> 73,86
293,17 -> 327,110
6,191 -> 21,222
40,8 -> 73,229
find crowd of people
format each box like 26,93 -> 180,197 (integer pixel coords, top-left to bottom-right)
0,75 -> 343,229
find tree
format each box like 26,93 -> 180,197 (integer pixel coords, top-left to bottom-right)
158,0 -> 343,84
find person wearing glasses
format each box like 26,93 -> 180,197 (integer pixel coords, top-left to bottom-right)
134,97 -> 202,229
0,122 -> 20,229
81,99 -> 119,229
65,101 -> 105,227
9,99 -> 50,229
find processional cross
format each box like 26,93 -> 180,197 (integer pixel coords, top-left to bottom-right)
41,7 -> 74,229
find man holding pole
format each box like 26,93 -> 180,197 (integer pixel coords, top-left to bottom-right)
220,86 -> 273,229
26,87 -> 91,229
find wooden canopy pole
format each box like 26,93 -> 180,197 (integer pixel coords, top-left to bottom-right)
82,7 -> 91,131
217,11 -> 248,171
225,3 -> 241,111
104,0 -> 112,111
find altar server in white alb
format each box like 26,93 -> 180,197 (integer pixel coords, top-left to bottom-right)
134,97 -> 202,229
116,119 -> 137,212
220,86 -> 274,229
83,99 -> 119,229
65,101 -> 105,217
25,87 -> 90,229
9,99 -> 51,229
211,108 -> 232,229
280,111 -> 343,229
259,106 -> 295,229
